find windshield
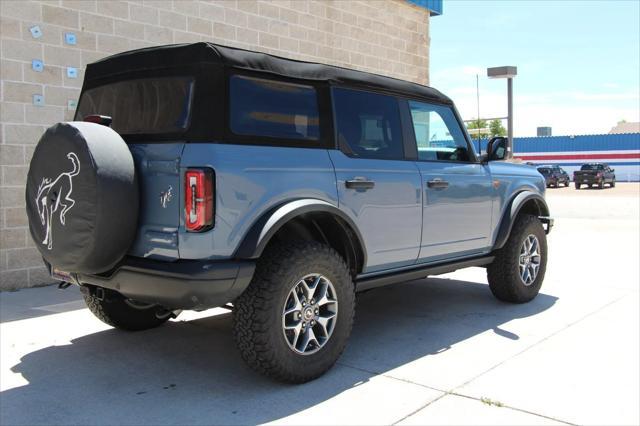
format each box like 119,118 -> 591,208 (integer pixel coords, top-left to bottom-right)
581,164 -> 604,171
76,76 -> 194,135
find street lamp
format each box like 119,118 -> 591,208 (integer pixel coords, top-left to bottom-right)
487,66 -> 517,159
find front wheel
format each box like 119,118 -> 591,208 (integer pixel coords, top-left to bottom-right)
233,241 -> 355,383
611,180 -> 616,188
575,183 -> 581,189
487,214 -> 547,303
564,180 -> 570,187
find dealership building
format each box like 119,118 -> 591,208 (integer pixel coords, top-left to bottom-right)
0,0 -> 442,289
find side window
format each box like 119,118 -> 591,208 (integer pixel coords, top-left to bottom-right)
408,101 -> 471,162
229,75 -> 319,141
332,88 -> 404,160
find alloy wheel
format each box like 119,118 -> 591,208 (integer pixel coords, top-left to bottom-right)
282,274 -> 338,355
519,234 -> 541,286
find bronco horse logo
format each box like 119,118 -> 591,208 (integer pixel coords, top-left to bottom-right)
35,152 -> 80,250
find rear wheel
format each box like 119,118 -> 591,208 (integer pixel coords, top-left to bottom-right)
611,180 -> 616,188
83,287 -> 171,331
564,180 -> 570,187
575,183 -> 580,189
487,214 -> 547,303
233,241 -> 355,383
598,181 -> 604,189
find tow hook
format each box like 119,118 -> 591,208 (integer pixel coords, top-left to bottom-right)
79,285 -> 105,300
94,287 -> 105,301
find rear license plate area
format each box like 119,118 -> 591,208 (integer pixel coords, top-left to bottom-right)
51,267 -> 73,282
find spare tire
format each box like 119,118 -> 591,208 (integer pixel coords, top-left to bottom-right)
25,122 -> 138,274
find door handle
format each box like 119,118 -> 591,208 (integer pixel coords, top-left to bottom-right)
345,178 -> 375,190
427,178 -> 449,189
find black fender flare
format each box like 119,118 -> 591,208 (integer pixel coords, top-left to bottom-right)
234,199 -> 367,266
493,190 -> 550,250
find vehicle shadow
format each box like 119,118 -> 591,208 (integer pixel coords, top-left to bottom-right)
1,276 -> 557,425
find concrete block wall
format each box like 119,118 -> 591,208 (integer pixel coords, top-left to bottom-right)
0,0 -> 430,290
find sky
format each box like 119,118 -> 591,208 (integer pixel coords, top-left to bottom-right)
429,0 -> 640,137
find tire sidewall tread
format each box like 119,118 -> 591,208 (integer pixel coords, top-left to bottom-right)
83,289 -> 169,331
487,214 -> 547,303
233,241 -> 355,384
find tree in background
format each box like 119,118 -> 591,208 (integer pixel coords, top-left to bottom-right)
489,119 -> 506,137
467,119 -> 489,138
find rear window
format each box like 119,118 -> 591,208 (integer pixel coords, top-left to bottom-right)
76,76 -> 194,134
229,75 -> 320,141
581,164 -> 604,170
332,88 -> 404,160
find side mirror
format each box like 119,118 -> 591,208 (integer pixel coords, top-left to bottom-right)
486,136 -> 508,162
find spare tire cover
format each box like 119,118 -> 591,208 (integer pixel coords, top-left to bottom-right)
25,122 -> 138,274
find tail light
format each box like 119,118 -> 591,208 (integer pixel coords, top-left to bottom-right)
185,168 -> 214,232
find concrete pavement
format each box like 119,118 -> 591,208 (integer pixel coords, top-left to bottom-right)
1,184 -> 638,425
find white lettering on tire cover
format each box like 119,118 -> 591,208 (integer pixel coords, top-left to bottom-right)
34,152 -> 80,250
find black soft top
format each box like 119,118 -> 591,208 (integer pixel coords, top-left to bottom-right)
84,42 -> 451,105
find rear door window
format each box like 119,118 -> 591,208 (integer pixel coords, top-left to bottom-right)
332,88 -> 404,160
229,75 -> 320,141
76,76 -> 194,134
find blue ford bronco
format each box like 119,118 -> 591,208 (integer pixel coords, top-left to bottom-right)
25,43 -> 552,383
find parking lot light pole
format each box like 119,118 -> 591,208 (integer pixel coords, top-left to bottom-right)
487,66 -> 517,159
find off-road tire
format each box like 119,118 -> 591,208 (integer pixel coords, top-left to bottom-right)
233,241 -> 355,384
611,180 -> 616,188
487,214 -> 547,303
564,180 -> 569,187
83,288 -> 170,331
575,183 -> 580,189
598,181 -> 604,189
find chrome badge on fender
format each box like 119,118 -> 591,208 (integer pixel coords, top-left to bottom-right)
160,186 -> 173,208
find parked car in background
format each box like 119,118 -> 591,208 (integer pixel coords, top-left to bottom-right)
537,165 -> 570,188
574,163 -> 616,189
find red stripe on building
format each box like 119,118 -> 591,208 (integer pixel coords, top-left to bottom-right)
516,152 -> 640,161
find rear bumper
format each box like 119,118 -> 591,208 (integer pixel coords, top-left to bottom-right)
51,257 -> 255,310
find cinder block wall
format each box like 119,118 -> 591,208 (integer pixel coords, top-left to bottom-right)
0,0 -> 430,290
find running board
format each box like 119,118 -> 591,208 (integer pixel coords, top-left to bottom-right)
355,256 -> 494,292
